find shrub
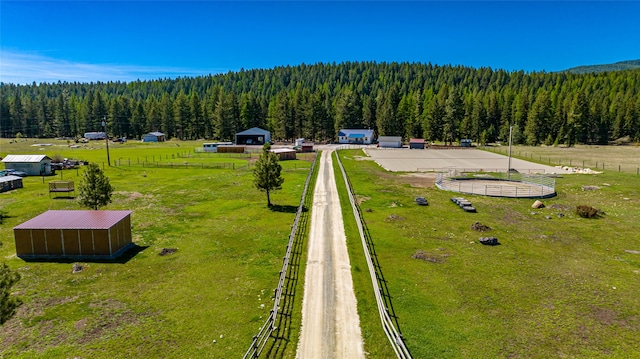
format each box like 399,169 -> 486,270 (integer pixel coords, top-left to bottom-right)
576,205 -> 604,218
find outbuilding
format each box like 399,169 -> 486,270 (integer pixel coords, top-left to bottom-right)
142,132 -> 166,142
13,210 -> 133,260
2,154 -> 52,176
409,138 -> 425,149
0,175 -> 23,193
377,136 -> 403,148
337,129 -> 375,145
84,132 -> 106,140
235,127 -> 271,145
270,148 -> 297,160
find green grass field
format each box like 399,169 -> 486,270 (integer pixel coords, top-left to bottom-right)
338,147 -> 640,358
0,139 -> 312,358
3,139 -> 640,358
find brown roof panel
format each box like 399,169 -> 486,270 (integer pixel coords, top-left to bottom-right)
14,210 -> 132,230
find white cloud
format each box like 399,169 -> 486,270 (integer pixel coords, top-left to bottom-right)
0,50 -> 222,85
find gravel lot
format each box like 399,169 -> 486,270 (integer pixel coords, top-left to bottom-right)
364,148 -> 572,174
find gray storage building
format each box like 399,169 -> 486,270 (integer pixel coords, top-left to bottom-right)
377,136 -> 403,148
235,127 -> 271,145
2,154 -> 52,176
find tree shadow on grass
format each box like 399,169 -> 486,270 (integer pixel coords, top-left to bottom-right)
269,204 -> 308,213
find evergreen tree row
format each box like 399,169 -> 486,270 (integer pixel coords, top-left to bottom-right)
1,61 -> 639,145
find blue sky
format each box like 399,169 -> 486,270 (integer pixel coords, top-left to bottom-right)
1,1 -> 639,85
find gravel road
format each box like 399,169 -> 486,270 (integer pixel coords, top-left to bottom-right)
296,149 -> 365,359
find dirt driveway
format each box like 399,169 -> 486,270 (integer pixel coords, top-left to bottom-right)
296,149 -> 365,359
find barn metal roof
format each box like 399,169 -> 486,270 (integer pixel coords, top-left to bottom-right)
14,210 -> 132,230
378,136 -> 402,142
270,148 -> 296,153
236,127 -> 270,136
2,154 -> 51,163
338,129 -> 375,137
0,175 -> 22,183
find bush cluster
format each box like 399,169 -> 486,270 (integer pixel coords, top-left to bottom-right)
576,205 -> 604,218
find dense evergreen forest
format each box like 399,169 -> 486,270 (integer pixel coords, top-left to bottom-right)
1,61 -> 639,146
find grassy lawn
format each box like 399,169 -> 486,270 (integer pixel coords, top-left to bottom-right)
0,139 -> 313,358
338,147 -> 640,358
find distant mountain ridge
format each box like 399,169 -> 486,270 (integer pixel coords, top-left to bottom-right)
564,60 -> 640,74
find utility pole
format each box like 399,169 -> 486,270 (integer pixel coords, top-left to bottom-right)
102,116 -> 111,166
507,125 -> 513,180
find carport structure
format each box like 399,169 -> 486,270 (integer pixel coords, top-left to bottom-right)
14,210 -> 133,260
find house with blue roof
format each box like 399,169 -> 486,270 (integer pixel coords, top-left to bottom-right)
337,129 -> 375,145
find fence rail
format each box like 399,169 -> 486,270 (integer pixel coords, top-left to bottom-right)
481,146 -> 640,175
335,150 -> 413,359
243,153 -> 318,359
435,171 -> 556,198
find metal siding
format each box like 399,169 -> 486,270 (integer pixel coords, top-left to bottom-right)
64,230 -> 81,255
79,230 -> 94,256
30,230 -> 48,255
47,230 -> 64,254
87,229 -> 109,255
123,215 -> 132,244
14,229 -> 33,256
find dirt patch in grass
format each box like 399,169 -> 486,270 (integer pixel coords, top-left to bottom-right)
375,171 -> 437,188
353,156 -> 374,161
399,173 -> 438,188
0,296 -> 145,351
159,248 -> 178,256
114,191 -> 154,201
356,195 -> 370,205
502,209 -> 528,224
471,222 -> 492,232
549,203 -> 571,210
386,214 -> 406,221
412,250 -> 449,263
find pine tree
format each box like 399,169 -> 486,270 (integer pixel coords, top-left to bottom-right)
253,143 -> 284,207
78,163 -> 114,210
0,263 -> 22,324
444,87 -> 464,144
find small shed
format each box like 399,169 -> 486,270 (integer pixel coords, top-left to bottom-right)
270,148 -> 297,161
378,136 -> 403,148
14,210 -> 133,260
409,138 -> 425,149
236,127 -> 271,145
0,175 -> 23,193
337,129 -> 375,145
2,154 -> 52,176
301,143 -> 314,152
142,132 -> 166,142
